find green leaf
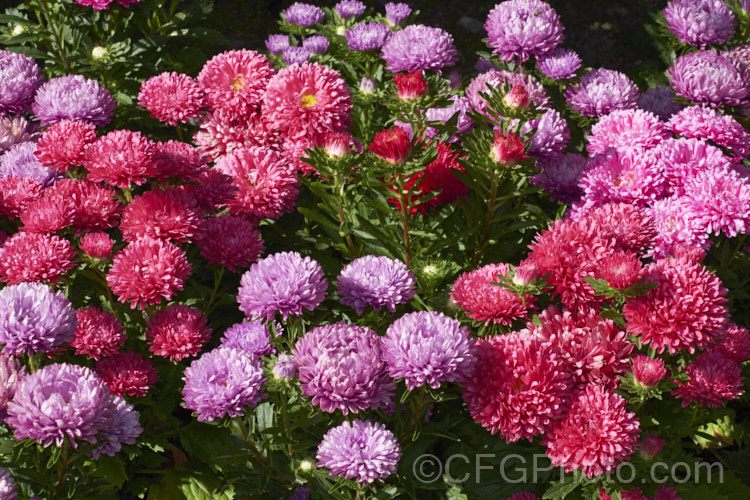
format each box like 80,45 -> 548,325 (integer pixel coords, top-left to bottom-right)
542,473 -> 582,500
89,455 -> 128,489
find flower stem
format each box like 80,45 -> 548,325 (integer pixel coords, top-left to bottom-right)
398,386 -> 428,442
334,174 -> 357,259
205,266 -> 225,315
472,171 -> 499,268
52,441 -> 69,500
38,0 -> 72,72
395,176 -> 412,266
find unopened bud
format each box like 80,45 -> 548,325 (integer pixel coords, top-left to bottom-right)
91,46 -> 108,59
360,77 -> 376,94
502,84 -> 529,110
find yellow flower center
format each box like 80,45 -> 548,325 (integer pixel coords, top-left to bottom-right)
232,76 -> 246,91
300,94 -> 317,108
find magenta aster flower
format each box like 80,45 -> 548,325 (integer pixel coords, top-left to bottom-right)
237,251 -> 328,320
667,105 -> 750,159
484,0 -> 564,62
663,0 -> 736,48
83,129 -> 158,188
537,48 -> 581,80
137,72 -> 205,126
152,140 -> 206,182
41,178 -> 123,232
673,351 -> 744,407
32,74 -> 115,126
545,384 -> 640,478
1,141 -> 60,187
71,307 -> 125,360
587,109 -> 668,156
682,165 -> 750,238
120,188 -> 202,244
220,320 -> 276,356
638,86 -> 685,121
586,203 -> 656,254
0,176 -> 43,219
381,24 -> 458,73
451,263 -> 533,326
632,355 -> 667,388
194,215 -> 264,271
336,255 -> 415,315
0,50 -> 44,115
653,137 -> 732,196
283,47 -> 311,66
1,115 -> 39,154
293,322 -> 395,414
0,354 -> 25,422
192,109 -> 283,162
336,0 -> 366,20
648,196 -> 710,258
34,119 -> 97,172
595,251 -> 644,290
565,68 -> 639,117
178,168 -> 237,213
714,323 -> 750,363
95,351 -> 158,398
0,232 -> 75,285
283,2 -> 324,27
668,50 -> 749,108
385,2 -> 411,26
317,420 -> 400,485
20,193 -> 74,233
146,304 -> 212,362
346,22 -> 391,52
531,153 -> 588,204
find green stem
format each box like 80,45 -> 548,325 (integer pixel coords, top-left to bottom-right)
472,171 -> 500,269
238,419 -> 284,481
175,124 -> 184,143
280,390 -> 294,459
52,442 -> 69,500
334,174 -> 357,258
38,0 -> 72,72
205,267 -> 225,315
398,387 -> 428,442
395,176 -> 412,266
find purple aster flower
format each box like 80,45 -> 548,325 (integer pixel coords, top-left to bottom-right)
668,50 -> 749,108
0,282 -> 77,356
485,0 -> 564,62
466,69 -> 549,116
537,47 -> 581,80
531,153 -> 589,204
335,0 -> 366,20
648,196 -> 709,258
663,0 -> 736,48
316,420 -> 401,485
565,68 -> 640,117
424,96 -> 475,139
283,2 -> 325,27
293,322 -> 396,414
0,467 -> 16,500
381,24 -> 458,73
303,35 -> 329,55
273,353 -> 296,380
668,105 -> 750,159
360,77 -> 376,93
385,2 -> 412,26
89,395 -> 142,459
0,354 -> 25,422
32,74 -> 116,127
726,43 -> 750,81
337,255 -> 416,315
382,311 -> 473,390
638,86 -> 685,121
7,363 -> 113,448
237,251 -> 328,321
683,165 -> 750,238
0,115 -> 39,154
284,486 -> 311,500
0,141 -> 60,187
0,50 -> 44,115
182,346 -> 267,422
653,137 -> 732,195
282,46 -> 311,66
220,319 -> 276,356
266,34 -> 291,56
345,22 -> 391,52
475,57 -> 496,73
523,108 -> 570,159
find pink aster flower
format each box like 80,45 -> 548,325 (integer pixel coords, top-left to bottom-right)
215,146 -> 300,220
648,196 -> 710,258
632,355 -> 667,388
586,203 -> 656,254
462,331 -> 574,443
592,251 -> 645,290
714,323 -> 750,363
71,307 -> 125,360
667,105 -> 750,159
120,188 -> 202,244
95,351 -> 158,398
663,0 -> 737,47
466,69 -> 549,117
0,232 -> 75,284
137,72 -> 205,126
673,351 -> 744,407
263,62 -> 352,142
198,49 -> 275,118
668,50 -> 749,108
34,119 -> 97,172
544,384 -> 640,478
622,255 -> 728,353
682,165 -> 750,238
82,129 -> 158,188
41,178 -> 123,233
177,168 -> 237,214
106,237 -> 192,309
0,176 -> 43,219
194,215 -> 264,272
450,263 -> 533,326
653,137 -> 732,196
193,109 -> 282,162
152,140 -> 206,182
19,195 -> 74,233
146,304 -> 212,362
587,109 -> 668,156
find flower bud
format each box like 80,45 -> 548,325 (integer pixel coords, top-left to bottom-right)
324,132 -> 353,159
273,353 -> 296,380
503,84 -> 529,110
12,24 -> 25,37
490,131 -> 527,166
393,71 -> 428,101
632,355 -> 666,388
91,46 -> 108,59
639,435 -> 664,458
360,77 -> 376,94
369,126 -> 411,165
80,232 -> 114,260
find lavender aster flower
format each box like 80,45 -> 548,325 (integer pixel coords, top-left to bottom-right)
237,251 -> 328,320
0,141 -> 59,187
0,354 -> 25,422
360,77 -> 376,94
182,347 -> 267,422
663,0 -> 736,47
523,108 -> 570,158
565,68 -> 640,117
283,2 -> 325,27
266,34 -> 291,56
726,43 -> 750,81
89,395 -> 142,459
0,50 -> 44,115
346,22 -> 391,52
381,25 -> 458,73
385,2 -> 412,26
303,35 -> 329,55
283,46 -> 311,66
336,0 -> 366,20
273,353 -> 296,380
32,74 -> 116,127
317,420 -> 401,485
0,282 -> 77,356
0,115 -> 39,153
531,153 -> 589,204
293,322 -> 396,414
0,467 -> 17,500
638,86 -> 685,121
337,255 -> 416,315
537,48 -> 581,80
285,486 -> 311,500
668,50 -> 749,108
220,319 -> 276,356
485,0 -> 564,62
382,311 -> 473,390
466,69 -> 549,116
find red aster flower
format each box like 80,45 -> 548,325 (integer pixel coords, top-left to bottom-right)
194,215 -> 265,272
176,168 -> 238,214
586,203 -> 656,254
79,232 -> 114,260
0,176 -> 43,218
71,307 -> 125,360
146,304 -> 212,361
120,188 -> 202,244
95,351 -> 158,398
369,126 -> 412,165
502,84 -> 530,110
491,131 -> 527,166
20,195 -> 74,233
673,351 -> 744,408
714,323 -> 750,363
82,129 -> 158,188
42,178 -> 123,233
137,72 -> 205,126
393,71 -> 428,101
0,232 -> 75,284
591,251 -> 644,290
34,119 -> 97,172
631,355 -> 667,388
152,140 -> 206,182
193,109 -> 283,163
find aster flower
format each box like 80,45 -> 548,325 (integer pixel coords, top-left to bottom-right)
360,77 -> 376,93
673,351 -> 744,407
0,467 -> 16,500
193,109 -> 282,162
137,72 -> 205,126
463,331 -> 573,442
587,109 -> 668,156
382,311 -> 473,390
198,49 -> 276,119
76,0 -> 113,9
20,194 -> 74,233
273,353 -> 296,380
0,176 -> 43,218
523,108 -> 570,159
238,251 -> 327,320
90,394 -> 142,459
1,141 -> 60,187
648,196 -> 709,258
622,255 -> 728,353
95,351 -> 158,398
194,215 -> 264,271
663,0 -> 736,47
283,2 -> 325,27
667,105 -> 750,159
653,137 -> 732,196
283,47 -> 311,66
183,346 -> 266,422
0,354 -> 26,422
220,319 -> 276,356
451,263 -> 533,326
42,178 -> 123,232
146,305 -> 212,362
0,50 -> 44,115
266,34 -> 291,56
545,384 -> 640,478
107,236 -> 192,309
152,140 -> 206,182
385,2 -> 411,26
565,68 -> 639,117
369,126 -> 412,165
1,115 -> 39,153
381,24 -> 458,73
324,132 -> 354,159
593,252 -> 644,291
317,420 -> 400,485
83,129 -> 158,188
585,203 -> 656,254
263,62 -> 352,142
294,322 -> 395,414
537,48 -> 581,80
466,69 -> 549,116
32,74 -> 116,126
484,0 -> 564,62
336,0 -> 366,19
424,96 -> 474,138
346,22 -> 391,52
337,255 -> 415,314
682,166 -> 750,238
491,131 -> 528,166
178,168 -> 238,213
668,50 -> 749,108
0,232 -> 76,285
638,86 -> 685,121
530,153 -> 588,204
120,188 -> 202,244
34,119 -> 97,172
714,323 -> 750,363
71,307 -> 125,360
503,84 -> 529,110
303,35 -> 329,56
632,355 -> 667,388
